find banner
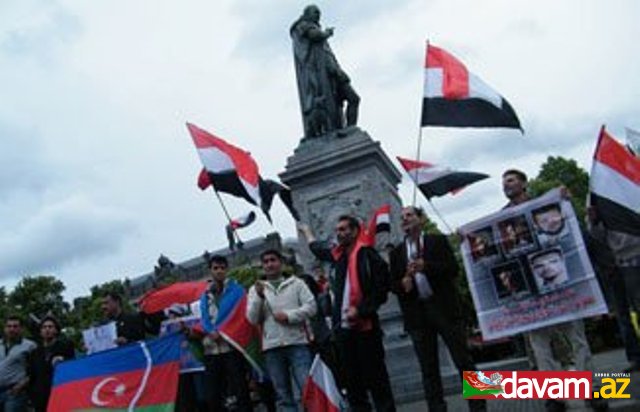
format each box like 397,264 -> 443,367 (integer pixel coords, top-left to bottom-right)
460,188 -> 608,340
160,315 -> 205,373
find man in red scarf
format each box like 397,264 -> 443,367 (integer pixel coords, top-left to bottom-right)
298,216 -> 396,412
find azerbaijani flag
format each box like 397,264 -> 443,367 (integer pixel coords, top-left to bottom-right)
199,279 -> 265,376
48,333 -> 182,411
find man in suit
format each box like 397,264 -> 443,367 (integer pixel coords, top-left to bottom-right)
389,206 -> 485,412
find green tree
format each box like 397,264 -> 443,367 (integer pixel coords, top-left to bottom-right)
8,276 -> 70,328
0,287 -> 8,323
69,279 -> 129,331
228,266 -> 261,289
528,156 -> 589,222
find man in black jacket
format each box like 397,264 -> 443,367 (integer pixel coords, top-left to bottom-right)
298,216 -> 396,412
389,206 -> 485,412
101,292 -> 146,345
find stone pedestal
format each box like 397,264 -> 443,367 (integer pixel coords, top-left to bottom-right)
280,127 -> 403,269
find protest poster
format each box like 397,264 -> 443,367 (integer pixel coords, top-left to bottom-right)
159,315 -> 205,373
459,188 -> 608,340
82,321 -> 117,354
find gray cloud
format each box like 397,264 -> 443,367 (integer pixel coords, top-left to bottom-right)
0,196 -> 135,279
229,0 -> 414,62
0,0 -> 81,62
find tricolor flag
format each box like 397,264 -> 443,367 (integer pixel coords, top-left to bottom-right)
226,211 -> 257,250
397,156 -> 489,199
187,123 -> 299,222
590,126 -> 640,235
302,355 -> 344,412
49,333 -> 182,411
421,43 -> 521,130
625,127 -> 640,157
199,279 -> 265,376
368,204 -> 391,237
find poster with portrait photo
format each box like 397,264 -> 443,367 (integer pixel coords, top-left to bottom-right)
467,226 -> 499,262
459,188 -> 608,340
490,260 -> 531,300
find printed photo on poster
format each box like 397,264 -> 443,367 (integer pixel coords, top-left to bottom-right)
497,215 -> 536,256
528,248 -> 570,294
490,260 -> 531,300
467,227 -> 499,262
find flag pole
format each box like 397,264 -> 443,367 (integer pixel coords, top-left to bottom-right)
412,127 -> 424,206
426,198 -> 454,234
413,40 -> 429,206
213,189 -> 243,244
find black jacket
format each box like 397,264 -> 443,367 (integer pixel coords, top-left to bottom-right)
29,338 -> 75,412
309,241 -> 390,332
113,312 -> 146,343
389,233 -> 461,331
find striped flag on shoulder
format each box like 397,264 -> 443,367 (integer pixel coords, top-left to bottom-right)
590,126 -> 640,235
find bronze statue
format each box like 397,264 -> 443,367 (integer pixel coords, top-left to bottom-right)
290,5 -> 360,139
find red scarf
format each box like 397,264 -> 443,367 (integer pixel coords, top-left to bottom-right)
331,227 -> 373,331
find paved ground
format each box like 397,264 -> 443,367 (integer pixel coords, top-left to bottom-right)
398,349 -> 640,411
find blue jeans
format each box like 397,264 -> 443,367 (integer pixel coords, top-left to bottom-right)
263,344 -> 312,412
0,389 -> 28,412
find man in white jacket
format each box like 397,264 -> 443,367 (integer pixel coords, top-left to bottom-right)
247,249 -> 317,412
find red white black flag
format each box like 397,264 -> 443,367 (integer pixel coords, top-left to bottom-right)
225,211 -> 256,250
187,123 -> 299,222
422,43 -> 521,130
397,156 -> 489,200
368,204 -> 391,236
590,126 -> 640,235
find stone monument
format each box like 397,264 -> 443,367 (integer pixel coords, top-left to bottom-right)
281,5 -> 459,404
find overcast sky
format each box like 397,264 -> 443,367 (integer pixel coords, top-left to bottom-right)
2,0 -> 639,299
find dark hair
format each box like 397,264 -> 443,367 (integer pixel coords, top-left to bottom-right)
338,215 -> 360,231
533,204 -> 561,217
529,248 -> 563,262
260,249 -> 283,262
104,292 -> 123,306
40,315 -> 61,332
502,169 -> 528,183
4,315 -> 22,325
403,205 -> 426,219
208,254 -> 228,268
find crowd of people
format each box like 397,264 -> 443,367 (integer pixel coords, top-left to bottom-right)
1,167 -> 638,412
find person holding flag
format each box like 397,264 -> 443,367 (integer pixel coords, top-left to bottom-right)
298,216 -> 396,412
588,126 -> 640,372
192,254 -> 253,411
247,250 -> 317,412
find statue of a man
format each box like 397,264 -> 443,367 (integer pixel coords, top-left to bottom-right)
290,5 -> 360,139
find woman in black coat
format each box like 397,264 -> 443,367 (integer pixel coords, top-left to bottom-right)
29,316 -> 75,412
